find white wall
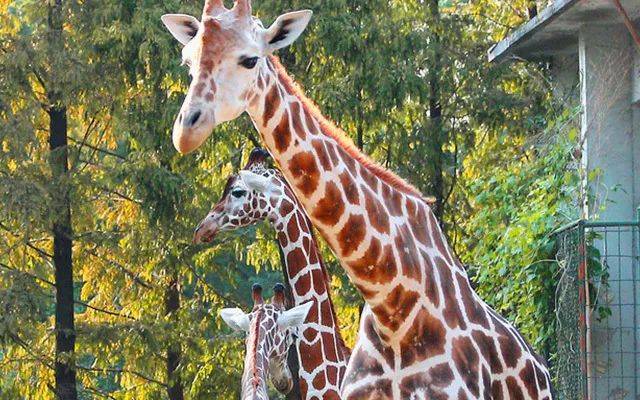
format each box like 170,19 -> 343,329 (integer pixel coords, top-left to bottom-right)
579,23 -> 638,400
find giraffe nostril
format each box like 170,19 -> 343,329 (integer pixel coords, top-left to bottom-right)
186,110 -> 202,127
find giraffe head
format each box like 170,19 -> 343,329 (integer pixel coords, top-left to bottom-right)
221,283 -> 312,399
193,148 -> 288,244
161,0 -> 312,154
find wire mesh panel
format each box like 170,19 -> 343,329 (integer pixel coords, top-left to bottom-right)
555,222 -> 588,400
554,217 -> 639,400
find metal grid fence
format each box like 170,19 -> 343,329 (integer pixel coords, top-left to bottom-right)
554,213 -> 639,400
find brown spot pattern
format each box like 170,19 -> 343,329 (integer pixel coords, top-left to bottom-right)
312,181 -> 345,226
312,139 -> 332,171
263,85 -> 280,126
505,376 -> 525,400
400,306 -> 446,368
452,336 -> 480,397
410,203 -> 433,246
346,379 -> 392,400
325,142 -> 340,166
290,102 -> 306,140
361,167 -> 379,193
362,317 -> 395,368
389,190 -> 404,216
349,238 -> 397,284
340,171 -> 360,205
287,215 -> 300,243
273,110 -> 291,153
337,214 -> 366,257
303,107 -> 317,135
299,338 -> 323,371
492,381 -> 504,400
471,330 -> 503,374
286,247 -> 306,276
288,152 -> 320,195
421,251 -> 441,307
363,186 -> 390,235
520,360 -> 539,399
456,273 -> 490,328
396,225 -> 422,281
498,333 -> 522,369
337,147 -> 356,172
535,365 -> 549,391
436,257 -> 467,330
372,286 -> 419,332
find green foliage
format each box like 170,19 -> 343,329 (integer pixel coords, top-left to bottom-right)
459,108 -> 581,355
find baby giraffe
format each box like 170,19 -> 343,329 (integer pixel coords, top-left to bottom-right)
195,148 -> 349,399
221,283 -> 313,400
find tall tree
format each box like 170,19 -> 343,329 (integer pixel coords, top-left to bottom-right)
427,0 -> 445,222
48,1 -> 77,398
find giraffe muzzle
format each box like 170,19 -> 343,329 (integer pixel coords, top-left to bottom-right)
172,107 -> 216,154
193,218 -> 218,244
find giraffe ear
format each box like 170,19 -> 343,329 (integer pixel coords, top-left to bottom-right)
277,301 -> 313,329
220,308 -> 250,332
264,10 -> 312,53
239,170 -> 270,193
161,14 -> 200,45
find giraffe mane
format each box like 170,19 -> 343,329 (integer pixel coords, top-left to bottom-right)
268,55 -> 435,204
220,175 -> 239,199
249,308 -> 264,391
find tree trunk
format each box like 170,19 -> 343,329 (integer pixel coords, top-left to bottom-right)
48,1 -> 77,398
165,271 -> 184,400
427,0 -> 445,225
49,104 -> 77,400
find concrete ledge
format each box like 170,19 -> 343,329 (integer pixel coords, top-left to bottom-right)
488,0 -> 579,63
488,0 -> 640,63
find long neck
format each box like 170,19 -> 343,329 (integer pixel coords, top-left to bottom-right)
242,334 -> 269,400
270,184 -> 349,398
248,57 -> 465,341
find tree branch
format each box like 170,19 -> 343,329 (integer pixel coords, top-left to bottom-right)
73,298 -> 137,321
0,221 -> 54,259
77,365 -> 167,387
0,261 -> 55,286
85,249 -> 154,289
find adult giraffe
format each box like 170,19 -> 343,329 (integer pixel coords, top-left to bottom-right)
221,283 -> 313,400
162,1 -> 554,398
194,148 -> 350,399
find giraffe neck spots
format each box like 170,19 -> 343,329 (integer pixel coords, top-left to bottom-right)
268,176 -> 350,397
245,57 -> 554,400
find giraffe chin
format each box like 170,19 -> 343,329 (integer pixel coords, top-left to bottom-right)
193,227 -> 218,244
172,120 -> 216,154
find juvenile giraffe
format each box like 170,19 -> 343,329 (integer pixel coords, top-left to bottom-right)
220,283 -> 313,400
162,1 -> 554,398
194,148 -> 350,399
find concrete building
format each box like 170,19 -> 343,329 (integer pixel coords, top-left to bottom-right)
489,1 -> 639,399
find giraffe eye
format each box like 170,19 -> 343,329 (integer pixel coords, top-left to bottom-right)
231,189 -> 247,198
239,56 -> 259,69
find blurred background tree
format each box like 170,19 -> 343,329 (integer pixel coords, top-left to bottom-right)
0,0 -> 576,398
